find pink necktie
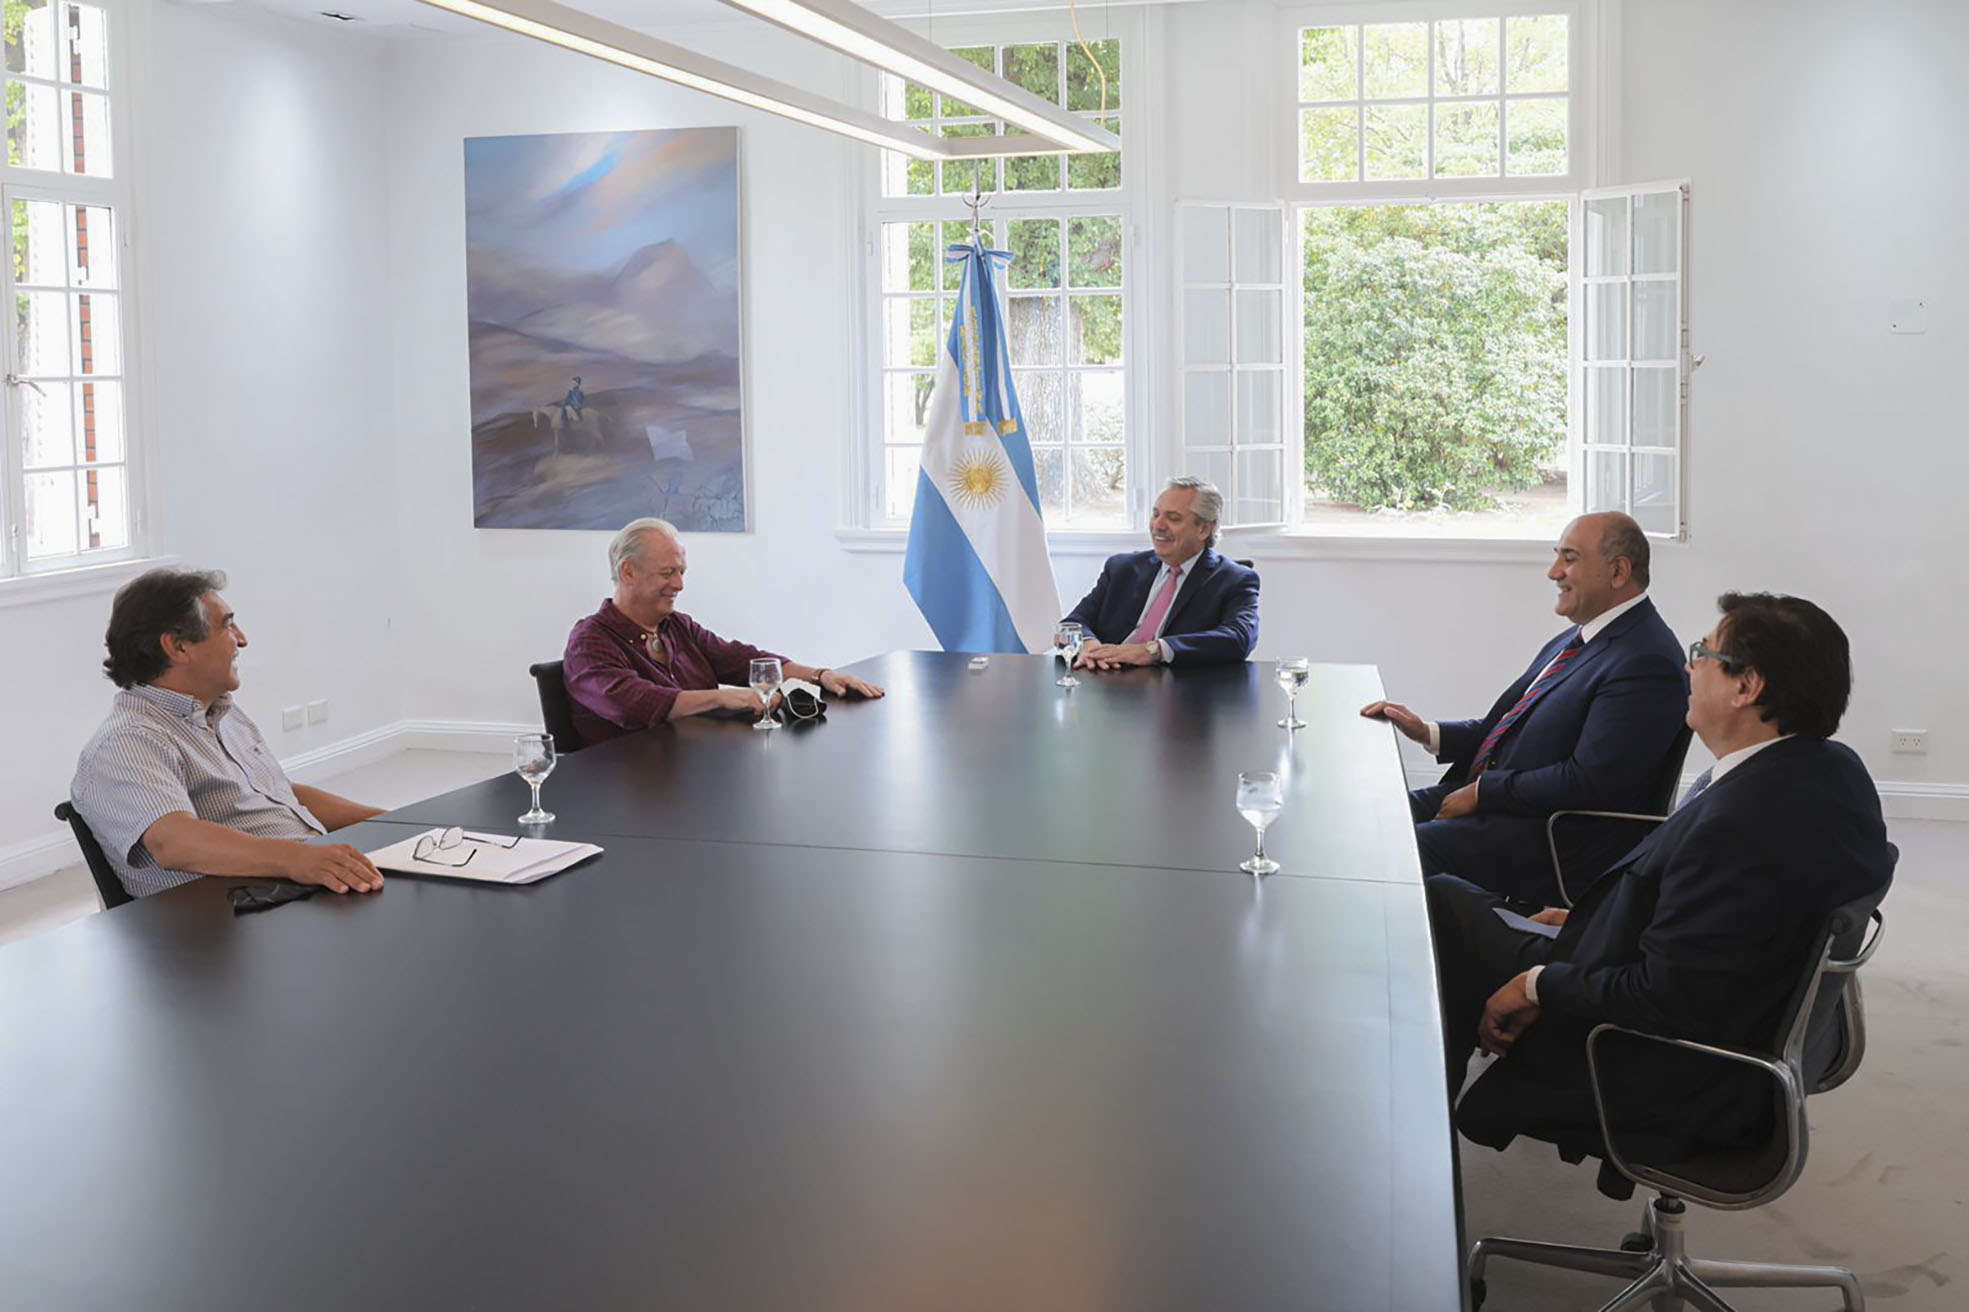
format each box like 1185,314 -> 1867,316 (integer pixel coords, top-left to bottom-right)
1127,566 -> 1183,645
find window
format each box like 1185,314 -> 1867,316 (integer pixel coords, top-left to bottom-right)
1280,6 -> 1687,542
2,0 -> 138,576
869,35 -> 1131,530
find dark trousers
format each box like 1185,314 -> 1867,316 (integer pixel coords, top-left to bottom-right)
1425,873 -> 1560,1097
1409,784 -> 1565,904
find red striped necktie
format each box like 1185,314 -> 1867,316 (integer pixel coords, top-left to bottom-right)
1467,631 -> 1585,781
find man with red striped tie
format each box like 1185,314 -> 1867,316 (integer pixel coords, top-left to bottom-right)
1362,513 -> 1688,903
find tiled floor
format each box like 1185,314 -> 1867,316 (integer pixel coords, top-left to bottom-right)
4,754 -> 1961,1307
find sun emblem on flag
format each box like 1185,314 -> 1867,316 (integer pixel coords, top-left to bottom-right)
947,447 -> 1010,510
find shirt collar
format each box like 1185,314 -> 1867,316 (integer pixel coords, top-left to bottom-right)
598,598 -> 663,644
1155,550 -> 1205,580
1710,733 -> 1793,784
128,683 -> 231,723
1577,591 -> 1649,646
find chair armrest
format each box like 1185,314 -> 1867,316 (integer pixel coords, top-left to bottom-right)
1824,909 -> 1885,974
1582,1022 -> 1807,1208
1544,811 -> 1668,907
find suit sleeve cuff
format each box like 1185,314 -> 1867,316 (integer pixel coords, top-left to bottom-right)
1425,721 -> 1441,755
1524,964 -> 1545,1005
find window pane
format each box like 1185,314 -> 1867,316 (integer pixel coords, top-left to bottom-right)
1235,289 -> 1282,365
1032,445 -> 1064,517
1006,218 -> 1061,289
69,203 -> 116,288
8,80 -> 62,170
899,80 -> 933,121
1233,209 -> 1280,284
1299,26 -> 1357,102
1018,371 -> 1063,445
1633,191 -> 1680,275
1065,40 -> 1120,113
1364,103 -> 1426,180
84,464 -> 128,550
1585,198 -> 1628,276
1235,448 -> 1285,522
882,222 -> 934,293
1505,15 -> 1568,93
1633,366 -> 1677,448
1008,295 -> 1062,366
79,378 -> 123,463
1301,107 -> 1357,182
1003,43 -> 1058,101
15,198 -> 63,284
1362,23 -> 1427,99
64,3 -> 111,88
1066,119 -> 1120,189
1189,449 -> 1233,504
885,372 -> 932,444
1632,280 -> 1677,363
76,291 -> 119,374
1005,153 -> 1060,192
1433,102 -> 1499,177
1185,369 -> 1230,445
1072,371 -> 1125,444
1183,207 -> 1229,283
5,1 -> 57,77
1184,288 -> 1230,364
939,123 -> 997,195
1585,450 -> 1625,514
1071,447 -> 1126,523
884,447 -> 921,521
25,468 -> 79,558
66,88 -> 111,176
939,47 -> 995,118
881,297 -> 922,366
1585,366 -> 1626,446
1586,283 -> 1626,360
938,222 -> 970,284
902,155 -> 933,197
1505,98 -> 1566,176
1237,370 -> 1283,446
18,289 -> 69,375
1067,215 -> 1122,287
1435,18 -> 1499,97
1069,293 -> 1122,364
21,377 -> 72,467
1632,452 -> 1676,534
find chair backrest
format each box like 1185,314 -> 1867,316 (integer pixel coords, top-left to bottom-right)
1232,558 -> 1256,570
528,661 -> 584,756
1650,723 -> 1697,813
54,801 -> 134,910
1787,862 -> 1894,1094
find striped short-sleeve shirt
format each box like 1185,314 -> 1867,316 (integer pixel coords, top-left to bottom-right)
69,685 -> 326,898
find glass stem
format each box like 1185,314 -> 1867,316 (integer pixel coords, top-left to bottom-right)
529,780 -> 543,813
1254,829 -> 1267,863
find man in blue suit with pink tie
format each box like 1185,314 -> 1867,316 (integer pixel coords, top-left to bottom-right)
1064,476 -> 1260,670
1362,512 -> 1688,904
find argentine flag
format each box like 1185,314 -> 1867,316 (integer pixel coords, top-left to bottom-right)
904,242 -> 1061,653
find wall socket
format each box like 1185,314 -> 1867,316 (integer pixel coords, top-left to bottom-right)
1891,729 -> 1929,755
306,699 -> 330,726
281,705 -> 305,732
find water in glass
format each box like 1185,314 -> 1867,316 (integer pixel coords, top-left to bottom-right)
1236,770 -> 1283,875
514,733 -> 557,824
1054,622 -> 1084,688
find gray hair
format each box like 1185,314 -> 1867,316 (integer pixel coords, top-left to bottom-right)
103,567 -> 228,688
1165,476 -> 1223,548
607,517 -> 680,583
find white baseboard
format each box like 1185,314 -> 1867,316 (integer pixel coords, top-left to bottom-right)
0,830 -> 84,893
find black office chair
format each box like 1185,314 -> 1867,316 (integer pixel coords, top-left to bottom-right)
1544,722 -> 1696,905
53,801 -> 135,910
1467,875 -> 1892,1312
1232,557 -> 1256,570
528,660 -> 584,755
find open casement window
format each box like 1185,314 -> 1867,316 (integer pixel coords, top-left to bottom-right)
1177,203 -> 1288,528
1577,180 -> 1691,538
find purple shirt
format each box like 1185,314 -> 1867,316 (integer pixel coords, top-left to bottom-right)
563,599 -> 786,745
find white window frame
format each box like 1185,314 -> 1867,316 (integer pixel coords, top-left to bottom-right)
0,0 -> 148,583
853,10 -> 1147,540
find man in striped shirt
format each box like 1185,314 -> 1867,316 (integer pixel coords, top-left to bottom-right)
70,568 -> 386,899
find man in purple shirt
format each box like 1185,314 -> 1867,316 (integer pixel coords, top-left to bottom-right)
563,518 -> 885,746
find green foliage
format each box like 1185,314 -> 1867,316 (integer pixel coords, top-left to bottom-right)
1302,203 -> 1566,512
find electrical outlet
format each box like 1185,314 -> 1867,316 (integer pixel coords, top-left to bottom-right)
281,706 -> 304,731
307,699 -> 329,726
1891,729 -> 1929,755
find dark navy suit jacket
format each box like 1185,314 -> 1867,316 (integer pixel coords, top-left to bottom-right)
1413,597 -> 1688,901
1063,548 -> 1259,666
1456,736 -> 1895,1158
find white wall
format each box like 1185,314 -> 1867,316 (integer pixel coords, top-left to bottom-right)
1,2 -> 403,881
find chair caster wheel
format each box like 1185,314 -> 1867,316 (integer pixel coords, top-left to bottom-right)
1469,1276 -> 1486,1309
1620,1231 -> 1653,1253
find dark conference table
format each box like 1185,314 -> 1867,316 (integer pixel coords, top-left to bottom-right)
0,654 -> 1460,1311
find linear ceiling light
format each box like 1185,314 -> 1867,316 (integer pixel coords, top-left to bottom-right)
713,0 -> 1118,154
415,0 -> 1115,159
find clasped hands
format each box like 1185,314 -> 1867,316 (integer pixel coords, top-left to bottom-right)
1073,640 -> 1157,671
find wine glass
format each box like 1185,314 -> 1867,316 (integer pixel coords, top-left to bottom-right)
749,657 -> 784,731
1054,622 -> 1084,688
1275,657 -> 1311,729
1235,770 -> 1283,875
514,733 -> 557,825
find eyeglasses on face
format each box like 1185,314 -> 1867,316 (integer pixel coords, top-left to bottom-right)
1688,638 -> 1739,668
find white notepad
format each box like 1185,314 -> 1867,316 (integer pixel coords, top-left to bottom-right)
367,829 -> 603,885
